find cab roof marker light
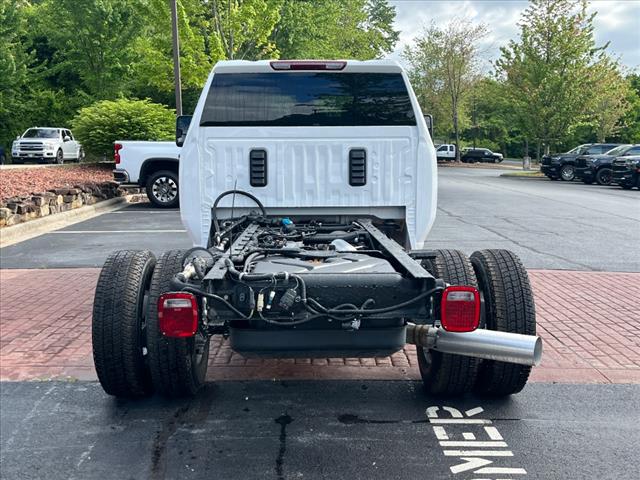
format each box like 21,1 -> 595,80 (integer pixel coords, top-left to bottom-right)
270,61 -> 347,71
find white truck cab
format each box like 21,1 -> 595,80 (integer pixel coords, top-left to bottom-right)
11,127 -> 83,164
435,143 -> 456,161
180,59 -> 437,249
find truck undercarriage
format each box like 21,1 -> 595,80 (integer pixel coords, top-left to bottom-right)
92,190 -> 542,399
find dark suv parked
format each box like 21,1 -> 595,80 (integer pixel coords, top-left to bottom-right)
541,143 -> 621,181
575,144 -> 640,185
612,155 -> 640,190
460,148 -> 503,163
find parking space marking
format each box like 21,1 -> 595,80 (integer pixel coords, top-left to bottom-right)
428,406 -> 527,477
108,210 -> 179,214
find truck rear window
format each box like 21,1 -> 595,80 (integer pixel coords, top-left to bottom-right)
200,72 -> 416,127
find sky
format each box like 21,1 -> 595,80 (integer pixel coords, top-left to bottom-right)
388,0 -> 640,70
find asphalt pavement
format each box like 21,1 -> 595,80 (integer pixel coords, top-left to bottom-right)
1,167 -> 638,271
1,381 -> 638,480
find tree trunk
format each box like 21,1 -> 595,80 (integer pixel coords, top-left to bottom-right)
453,109 -> 460,161
536,140 -> 541,162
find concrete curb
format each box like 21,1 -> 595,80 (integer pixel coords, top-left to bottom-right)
0,197 -> 129,248
500,173 -> 547,180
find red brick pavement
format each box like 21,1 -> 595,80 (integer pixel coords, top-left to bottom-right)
1,268 -> 639,384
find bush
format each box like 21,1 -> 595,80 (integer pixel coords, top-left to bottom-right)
72,99 -> 175,157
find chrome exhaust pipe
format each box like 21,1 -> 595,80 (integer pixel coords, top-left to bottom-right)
406,323 -> 542,366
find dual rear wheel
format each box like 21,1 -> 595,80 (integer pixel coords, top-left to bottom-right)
417,249 -> 536,396
92,249 -> 209,398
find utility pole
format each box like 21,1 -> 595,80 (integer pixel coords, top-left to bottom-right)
169,0 -> 183,115
472,92 -> 477,150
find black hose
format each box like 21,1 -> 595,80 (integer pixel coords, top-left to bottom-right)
212,190 -> 267,237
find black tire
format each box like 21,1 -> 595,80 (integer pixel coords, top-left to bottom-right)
596,168 -> 612,186
55,149 -> 64,165
417,250 -> 479,395
147,250 -> 210,397
470,249 -> 536,396
92,250 -> 156,397
146,170 -> 179,208
559,164 -> 574,181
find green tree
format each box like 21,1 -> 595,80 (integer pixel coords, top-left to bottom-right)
273,0 -> 398,60
72,99 -> 175,157
403,19 -> 488,159
496,0 -> 606,158
463,78 -> 520,156
129,0 -> 215,110
616,74 -> 640,143
37,0 -> 145,97
0,0 -> 30,148
208,0 -> 283,60
588,59 -> 632,142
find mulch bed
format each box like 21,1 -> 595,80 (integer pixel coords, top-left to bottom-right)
0,163 -> 114,202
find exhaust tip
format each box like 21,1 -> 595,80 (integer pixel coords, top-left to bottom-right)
533,337 -> 543,366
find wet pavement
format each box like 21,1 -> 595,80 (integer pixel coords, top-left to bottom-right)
1,381 -> 638,480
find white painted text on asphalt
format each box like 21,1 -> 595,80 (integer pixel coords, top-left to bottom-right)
427,406 -> 526,478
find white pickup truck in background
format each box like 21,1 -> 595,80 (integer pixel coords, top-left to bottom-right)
435,143 -> 456,161
113,141 -> 181,208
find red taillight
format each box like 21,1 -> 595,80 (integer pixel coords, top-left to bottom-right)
270,60 -> 346,71
440,286 -> 480,332
114,143 -> 122,165
157,292 -> 199,338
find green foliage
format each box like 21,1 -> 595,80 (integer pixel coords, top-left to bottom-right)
130,0 -> 214,100
403,19 -> 488,159
209,0 -> 283,59
72,99 -> 175,156
0,0 -> 29,149
497,0 -> 611,155
274,0 -> 399,60
616,75 -> 640,143
37,0 -> 145,97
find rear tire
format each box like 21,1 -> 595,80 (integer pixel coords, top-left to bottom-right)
146,170 -> 179,208
596,168 -> 612,186
417,249 -> 479,395
92,250 -> 156,398
471,249 -> 536,396
147,250 -> 210,397
559,164 -> 574,181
